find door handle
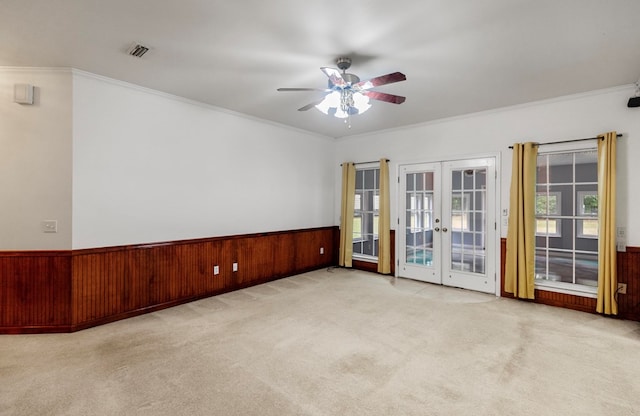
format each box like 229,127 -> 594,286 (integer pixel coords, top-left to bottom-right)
434,227 -> 440,232
442,227 -> 448,232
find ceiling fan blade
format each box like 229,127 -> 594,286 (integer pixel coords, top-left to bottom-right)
298,98 -> 326,111
320,67 -> 346,87
361,90 -> 406,104
354,72 -> 406,90
277,88 -> 330,92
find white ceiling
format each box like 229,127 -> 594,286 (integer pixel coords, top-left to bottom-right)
2,0 -> 639,138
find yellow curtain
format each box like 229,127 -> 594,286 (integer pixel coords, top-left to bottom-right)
377,159 -> 391,274
339,162 -> 356,267
596,132 -> 618,315
505,142 -> 538,299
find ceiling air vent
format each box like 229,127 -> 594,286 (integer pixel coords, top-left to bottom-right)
127,43 -> 149,58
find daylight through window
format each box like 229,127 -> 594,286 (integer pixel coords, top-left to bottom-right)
535,149 -> 599,289
353,167 -> 380,259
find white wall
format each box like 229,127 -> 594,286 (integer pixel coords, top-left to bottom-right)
0,68 -> 72,250
335,85 -> 640,245
72,71 -> 335,249
4,67 -> 637,251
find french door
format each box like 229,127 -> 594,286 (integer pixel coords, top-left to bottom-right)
399,158 -> 496,293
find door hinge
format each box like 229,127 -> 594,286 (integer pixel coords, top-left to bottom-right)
495,221 -> 497,230
397,218 -> 400,225
398,176 -> 400,183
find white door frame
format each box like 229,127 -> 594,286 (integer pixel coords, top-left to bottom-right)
398,162 -> 442,284
395,153 -> 502,296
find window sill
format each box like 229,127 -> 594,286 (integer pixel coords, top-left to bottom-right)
353,255 -> 378,263
535,280 -> 597,298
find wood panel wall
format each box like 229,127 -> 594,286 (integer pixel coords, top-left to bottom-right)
614,247 -> 640,321
4,231 -> 637,334
500,239 -> 640,321
0,251 -> 72,333
1,227 -> 338,334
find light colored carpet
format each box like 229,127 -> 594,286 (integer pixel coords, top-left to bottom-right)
1,268 -> 639,416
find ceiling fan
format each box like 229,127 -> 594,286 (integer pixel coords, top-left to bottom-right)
277,57 -> 406,119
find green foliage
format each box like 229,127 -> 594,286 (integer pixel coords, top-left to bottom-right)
583,195 -> 598,215
452,195 -> 462,210
536,194 -> 557,215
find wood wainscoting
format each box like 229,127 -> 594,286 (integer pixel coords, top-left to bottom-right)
500,238 -> 640,321
0,251 -> 72,333
0,227 -> 338,334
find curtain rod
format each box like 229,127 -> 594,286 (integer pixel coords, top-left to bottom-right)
508,133 -> 622,149
340,159 -> 389,166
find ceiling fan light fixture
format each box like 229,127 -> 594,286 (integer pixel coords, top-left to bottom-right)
279,57 -> 406,122
315,91 -> 341,115
315,90 -> 371,118
352,92 -> 371,114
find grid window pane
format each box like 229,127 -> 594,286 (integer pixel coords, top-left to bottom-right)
353,216 -> 362,240
353,167 -> 381,259
416,172 -> 425,191
535,150 -> 598,288
548,153 -> 573,183
449,168 -> 487,276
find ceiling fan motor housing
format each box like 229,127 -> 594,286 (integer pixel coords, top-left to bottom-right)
328,72 -> 360,88
277,55 -> 406,115
336,57 -> 352,71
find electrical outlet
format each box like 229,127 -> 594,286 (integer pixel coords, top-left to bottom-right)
232,262 -> 238,272
320,247 -> 324,255
213,265 -> 219,275
42,220 -> 58,233
617,283 -> 627,295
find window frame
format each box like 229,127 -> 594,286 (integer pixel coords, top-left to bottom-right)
352,164 -> 381,261
534,147 -> 599,298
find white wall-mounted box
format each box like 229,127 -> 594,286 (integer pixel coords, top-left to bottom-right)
14,84 -> 34,104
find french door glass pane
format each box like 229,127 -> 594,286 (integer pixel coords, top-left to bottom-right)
405,172 -> 434,267
450,168 -> 486,275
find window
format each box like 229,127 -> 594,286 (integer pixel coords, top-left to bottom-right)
353,167 -> 380,259
535,192 -> 561,237
535,150 -> 599,291
577,191 -> 598,238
